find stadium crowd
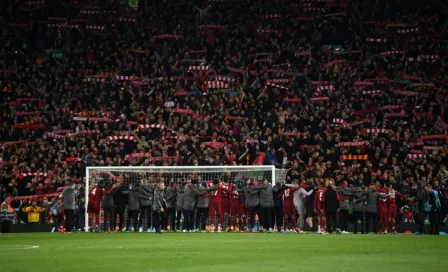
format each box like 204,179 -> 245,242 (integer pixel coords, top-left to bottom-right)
0,0 -> 447,234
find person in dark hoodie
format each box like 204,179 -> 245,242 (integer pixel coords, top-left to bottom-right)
102,182 -> 118,232
164,182 -> 177,231
272,182 -> 284,232
138,178 -> 153,232
126,182 -> 140,232
324,180 -> 341,234
244,179 -> 260,233
182,179 -> 205,232
175,181 -> 186,231
196,182 -> 210,232
114,179 -> 128,232
352,186 -> 367,234
153,182 -> 167,234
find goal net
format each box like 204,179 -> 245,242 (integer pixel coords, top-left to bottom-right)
85,166 -> 284,232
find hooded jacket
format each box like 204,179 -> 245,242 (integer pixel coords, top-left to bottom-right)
182,183 -> 205,211
252,183 -> 278,208
165,186 -> 177,209
244,186 -> 260,208
139,183 -> 153,207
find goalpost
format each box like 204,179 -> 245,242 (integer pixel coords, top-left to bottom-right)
85,165 -> 289,232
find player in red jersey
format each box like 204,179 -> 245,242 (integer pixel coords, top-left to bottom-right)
207,179 -> 231,232
221,180 -> 232,230
230,184 -> 240,231
385,184 -> 413,234
374,183 -> 390,234
282,182 -> 301,232
87,183 -> 104,232
314,184 -> 326,234
238,180 -> 249,232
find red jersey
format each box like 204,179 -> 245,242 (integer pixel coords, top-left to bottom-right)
221,183 -> 232,201
88,186 -> 103,204
378,197 -> 388,211
314,187 -> 325,210
283,187 -> 299,205
231,189 -> 240,207
386,188 -> 408,205
210,184 -> 224,203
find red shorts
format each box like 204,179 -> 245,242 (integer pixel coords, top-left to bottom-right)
209,202 -> 222,217
388,204 -> 397,219
282,203 -> 295,215
87,202 -> 100,214
239,203 -> 247,216
222,200 -> 230,214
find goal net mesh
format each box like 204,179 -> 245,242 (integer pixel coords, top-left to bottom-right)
85,166 -> 280,232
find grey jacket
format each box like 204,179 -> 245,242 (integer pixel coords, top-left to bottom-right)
338,187 -> 352,210
352,189 -> 367,212
175,185 -> 185,211
253,183 -> 278,208
165,186 -> 177,209
196,185 -> 209,208
182,184 -> 205,211
153,188 -> 167,212
244,186 -> 260,208
139,183 -> 154,207
62,184 -> 76,210
128,187 -> 140,211
365,188 -> 388,213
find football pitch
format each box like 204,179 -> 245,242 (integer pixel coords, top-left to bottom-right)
0,233 -> 447,272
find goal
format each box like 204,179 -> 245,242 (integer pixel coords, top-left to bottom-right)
85,165 -> 288,232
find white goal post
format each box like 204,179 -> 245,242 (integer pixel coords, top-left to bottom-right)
85,165 -> 289,232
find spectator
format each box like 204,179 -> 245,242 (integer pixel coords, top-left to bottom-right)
22,200 -> 45,224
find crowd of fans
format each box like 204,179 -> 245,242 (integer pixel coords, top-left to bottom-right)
0,0 -> 447,231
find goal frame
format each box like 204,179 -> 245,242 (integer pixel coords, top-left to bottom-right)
85,165 -> 276,232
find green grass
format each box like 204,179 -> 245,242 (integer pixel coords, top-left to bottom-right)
0,233 -> 447,272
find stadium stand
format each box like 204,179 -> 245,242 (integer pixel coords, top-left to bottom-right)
0,0 -> 447,233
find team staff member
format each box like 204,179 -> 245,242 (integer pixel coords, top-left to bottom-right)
165,182 -> 177,231
153,182 -> 168,234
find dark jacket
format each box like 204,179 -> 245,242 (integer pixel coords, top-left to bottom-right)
244,186 -> 260,208
102,185 -> 116,209
153,188 -> 167,212
182,184 -> 204,211
139,183 -> 153,207
253,183 -> 278,208
128,187 -> 140,211
175,184 -> 185,211
324,186 -> 339,212
165,186 -> 177,209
